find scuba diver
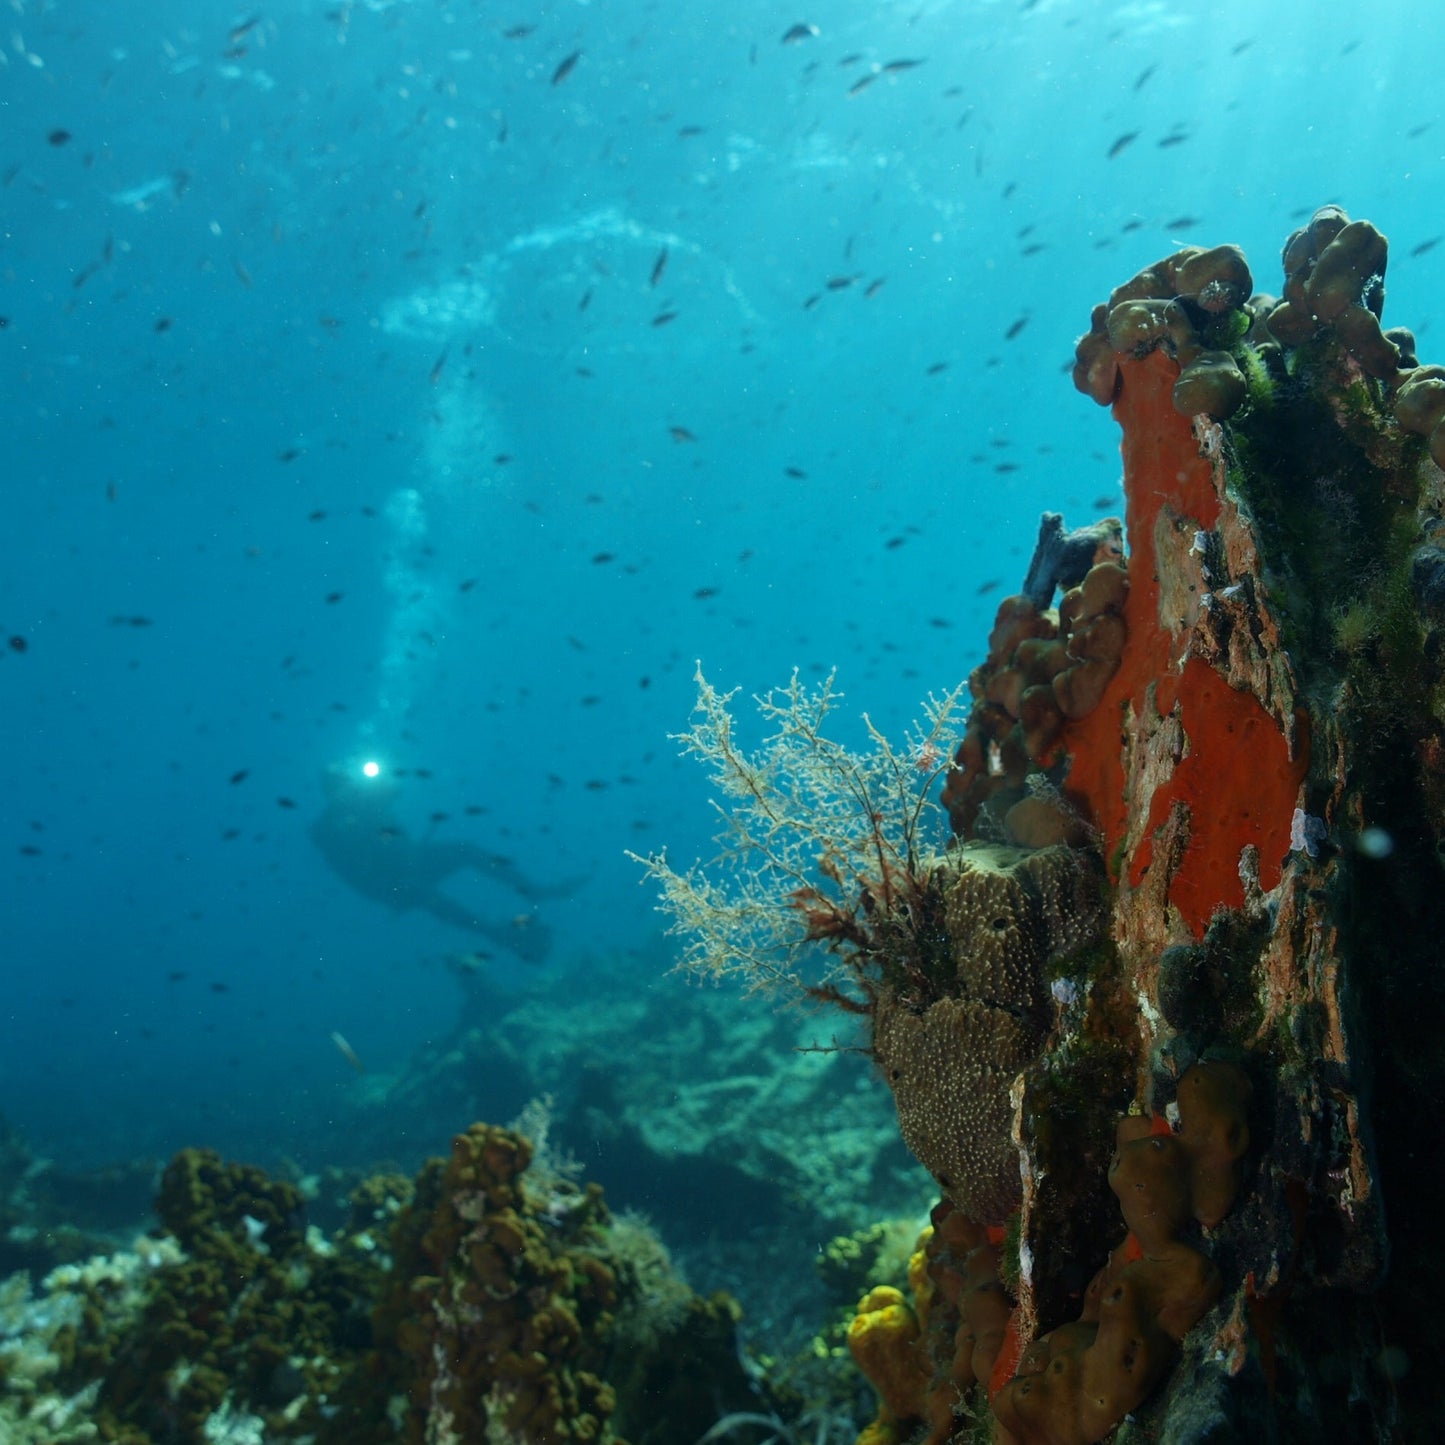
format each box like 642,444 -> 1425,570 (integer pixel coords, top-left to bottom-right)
309,762 -> 567,963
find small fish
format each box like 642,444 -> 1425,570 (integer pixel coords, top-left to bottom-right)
1107,131 -> 1139,160
233,257 -> 253,287
578,287 -> 592,311
1020,242 -> 1047,257
229,15 -> 260,43
48,128 -> 72,146
863,277 -> 886,298
330,1030 -> 366,1074
847,73 -> 875,97
651,309 -> 678,326
1157,131 -> 1190,149
649,246 -> 668,287
276,446 -> 302,462
1004,315 -> 1029,340
881,58 -> 925,72
1411,237 -> 1441,257
693,586 -> 718,599
926,361 -> 949,375
977,579 -> 1002,595
1165,216 -> 1200,230
784,466 -> 807,479
552,50 -> 581,85
1133,63 -> 1157,91
503,23 -> 534,39
781,22 -> 818,43
825,274 -> 859,290
669,425 -> 697,442
429,348 -> 448,384
884,536 -> 907,549
592,551 -> 616,563
229,769 -> 249,784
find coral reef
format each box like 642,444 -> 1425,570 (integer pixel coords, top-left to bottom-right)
378,1122 -> 624,1444
1,1125 -> 763,1445
652,204 -> 1445,1442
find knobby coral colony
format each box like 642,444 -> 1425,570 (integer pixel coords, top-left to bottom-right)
8,1133 -> 755,1445
818,207 -> 1445,1442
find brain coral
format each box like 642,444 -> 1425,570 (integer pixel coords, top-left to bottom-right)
872,844 -> 1104,1223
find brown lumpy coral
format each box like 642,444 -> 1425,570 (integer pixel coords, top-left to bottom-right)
36,1126 -> 755,1445
1265,210 -> 1399,377
991,1061 -> 1252,1445
942,553 -> 1128,844
155,1146 -> 307,1257
1070,243 -> 1255,418
51,1148 -> 392,1445
381,1122 -> 626,1445
1396,363 -> 1445,469
871,844 -> 1105,1223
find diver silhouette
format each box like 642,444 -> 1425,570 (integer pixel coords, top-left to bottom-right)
309,763 -> 564,963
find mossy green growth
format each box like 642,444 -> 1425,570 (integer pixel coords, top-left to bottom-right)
1225,331 -> 1428,713
1236,340 -> 1279,415
1202,305 -> 1253,352
998,1210 -> 1023,1297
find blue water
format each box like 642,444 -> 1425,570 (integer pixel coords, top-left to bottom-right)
2,0 -> 1440,1174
